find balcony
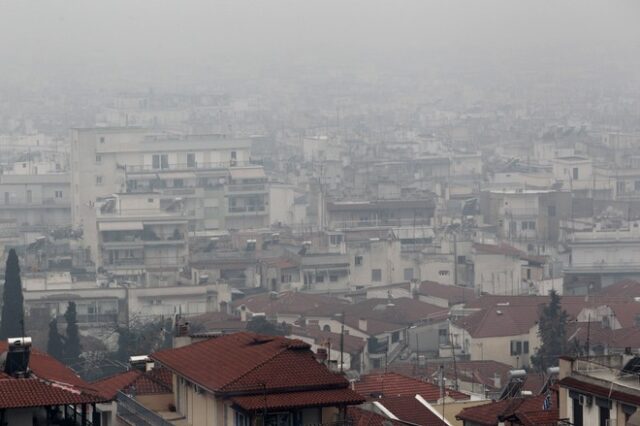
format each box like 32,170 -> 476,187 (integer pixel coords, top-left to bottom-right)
226,183 -> 267,195
126,161 -> 256,174
117,392 -> 178,426
227,205 -> 267,216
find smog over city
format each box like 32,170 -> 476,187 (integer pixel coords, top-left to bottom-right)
0,1 -> 639,425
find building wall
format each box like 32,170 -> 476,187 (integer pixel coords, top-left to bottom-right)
474,253 -> 523,295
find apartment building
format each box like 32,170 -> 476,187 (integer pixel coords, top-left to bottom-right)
94,192 -> 189,286
70,127 -> 269,262
558,354 -> 640,425
0,171 -> 70,231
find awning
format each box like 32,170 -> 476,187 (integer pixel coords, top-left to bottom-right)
98,221 -> 144,231
230,388 -> 365,412
229,167 -> 265,180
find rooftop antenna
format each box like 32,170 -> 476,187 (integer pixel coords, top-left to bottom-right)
339,311 -> 345,374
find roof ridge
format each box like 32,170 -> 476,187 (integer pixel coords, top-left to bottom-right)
219,339 -> 292,391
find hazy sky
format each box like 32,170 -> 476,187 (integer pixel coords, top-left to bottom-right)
1,0 -> 639,90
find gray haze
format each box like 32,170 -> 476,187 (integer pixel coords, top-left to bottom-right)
1,0 -> 640,90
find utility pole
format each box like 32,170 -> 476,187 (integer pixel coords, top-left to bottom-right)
340,312 -> 345,373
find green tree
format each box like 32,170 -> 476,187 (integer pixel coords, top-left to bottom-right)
47,318 -> 65,361
0,249 -> 24,339
246,316 -> 288,336
64,302 -> 82,365
532,290 -> 569,371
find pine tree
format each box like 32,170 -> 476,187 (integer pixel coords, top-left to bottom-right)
0,249 -> 24,340
532,290 -> 569,371
47,318 -> 65,361
64,302 -> 82,366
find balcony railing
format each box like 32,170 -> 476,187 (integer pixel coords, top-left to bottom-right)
126,161 -> 255,173
117,391 -> 176,426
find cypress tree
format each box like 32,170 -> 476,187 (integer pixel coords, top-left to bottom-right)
532,290 -> 569,371
47,318 -> 65,361
64,302 -> 82,365
0,249 -> 24,340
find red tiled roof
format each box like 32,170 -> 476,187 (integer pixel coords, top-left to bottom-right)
92,367 -> 173,400
355,372 -> 469,402
377,396 -> 445,426
346,407 -> 406,426
559,376 -> 640,406
151,332 -> 351,396
0,378 -> 105,409
231,388 -> 365,411
453,304 -> 540,338
419,281 -> 477,305
0,342 -> 107,409
92,370 -> 141,400
596,279 -> 640,298
456,392 -> 558,426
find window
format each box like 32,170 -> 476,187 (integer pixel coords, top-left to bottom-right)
329,275 -> 338,282
355,255 -> 363,266
635,180 -> 640,191
510,340 -> 522,356
457,255 -> 466,264
187,153 -> 196,168
548,205 -> 556,217
26,190 -> 32,203
330,235 -> 343,245
618,181 -> 626,193
95,154 -> 102,164
235,411 -> 249,426
391,331 -> 400,343
572,397 -> 583,426
55,190 -> 63,198
173,179 -> 184,188
316,274 -> 324,283
323,325 -> 331,332
523,341 -> 529,354
522,221 -> 536,230
3,192 -> 8,205
371,269 -> 382,282
152,154 -> 169,170
230,151 -> 237,166
404,268 -> 414,281
599,405 -> 610,426
99,136 -> 105,144
439,270 -> 450,277
96,176 -> 103,185
572,167 -> 579,180
439,328 -> 448,344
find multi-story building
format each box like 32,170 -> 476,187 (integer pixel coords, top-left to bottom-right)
70,128 -> 269,262
0,172 -> 70,231
564,225 -> 640,292
94,192 -> 189,286
558,353 -> 640,425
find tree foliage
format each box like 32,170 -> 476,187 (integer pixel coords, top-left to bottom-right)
115,317 -> 173,363
64,302 -> 82,365
0,249 -> 24,340
531,290 -> 569,371
47,318 -> 65,361
246,316 -> 288,336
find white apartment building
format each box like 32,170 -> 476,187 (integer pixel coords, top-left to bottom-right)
95,193 -> 189,286
0,172 -> 70,231
71,128 -> 269,262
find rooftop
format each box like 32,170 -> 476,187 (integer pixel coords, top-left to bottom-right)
355,372 -> 469,402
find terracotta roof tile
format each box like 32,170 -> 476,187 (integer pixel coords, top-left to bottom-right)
151,332 -> 352,396
355,372 -> 469,402
92,370 -> 141,400
231,388 -> 365,411
346,407 -> 406,426
92,367 -> 173,400
0,378 -> 105,409
377,396 -> 445,426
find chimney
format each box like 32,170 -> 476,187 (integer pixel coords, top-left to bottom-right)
240,305 -> 248,322
4,337 -> 32,378
492,373 -> 501,389
359,318 -> 367,331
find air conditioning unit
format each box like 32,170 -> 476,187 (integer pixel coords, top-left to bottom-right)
578,395 -> 592,406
